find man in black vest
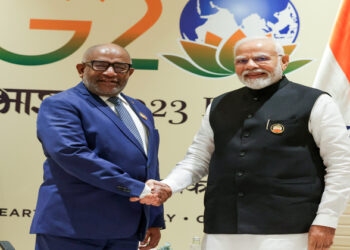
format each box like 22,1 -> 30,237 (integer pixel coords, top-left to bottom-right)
132,37 -> 350,250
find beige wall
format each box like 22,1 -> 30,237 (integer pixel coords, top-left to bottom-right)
0,0 -> 347,249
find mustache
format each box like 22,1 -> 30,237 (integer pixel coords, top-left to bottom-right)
97,78 -> 119,83
242,69 -> 270,77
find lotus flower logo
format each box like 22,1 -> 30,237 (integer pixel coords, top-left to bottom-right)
162,29 -> 311,78
162,0 -> 310,78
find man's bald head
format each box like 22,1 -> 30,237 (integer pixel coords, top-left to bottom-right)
82,44 -> 132,64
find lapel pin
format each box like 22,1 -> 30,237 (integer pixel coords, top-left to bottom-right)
139,112 -> 148,120
270,123 -> 284,134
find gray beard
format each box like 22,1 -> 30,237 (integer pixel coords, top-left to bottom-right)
239,65 -> 283,90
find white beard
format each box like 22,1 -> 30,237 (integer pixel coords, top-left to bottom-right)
238,64 -> 283,90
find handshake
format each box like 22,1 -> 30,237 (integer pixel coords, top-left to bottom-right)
130,180 -> 172,206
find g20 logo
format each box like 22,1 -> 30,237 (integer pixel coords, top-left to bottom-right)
162,0 -> 311,78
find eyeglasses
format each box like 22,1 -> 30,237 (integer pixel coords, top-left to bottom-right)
235,55 -> 282,65
83,60 -> 132,73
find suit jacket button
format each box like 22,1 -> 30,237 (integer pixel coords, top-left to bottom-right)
243,131 -> 250,138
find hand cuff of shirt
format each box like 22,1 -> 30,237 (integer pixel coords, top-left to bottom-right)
160,179 -> 177,193
312,213 -> 339,229
139,184 -> 152,199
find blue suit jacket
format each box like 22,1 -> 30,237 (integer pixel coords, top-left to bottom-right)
30,82 -> 164,240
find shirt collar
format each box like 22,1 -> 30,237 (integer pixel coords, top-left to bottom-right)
100,94 -> 128,105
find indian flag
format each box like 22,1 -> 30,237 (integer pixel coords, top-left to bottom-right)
313,0 -> 350,131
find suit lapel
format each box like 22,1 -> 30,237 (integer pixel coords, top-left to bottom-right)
76,82 -> 146,155
122,94 -> 155,159
121,94 -> 153,131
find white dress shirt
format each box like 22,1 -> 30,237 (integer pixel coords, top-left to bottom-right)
162,94 -> 350,250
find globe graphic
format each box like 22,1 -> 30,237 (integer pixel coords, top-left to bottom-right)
180,0 -> 300,45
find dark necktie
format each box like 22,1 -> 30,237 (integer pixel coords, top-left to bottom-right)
108,96 -> 143,148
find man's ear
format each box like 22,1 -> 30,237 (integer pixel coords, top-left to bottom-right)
76,64 -> 85,78
128,68 -> 135,77
281,54 -> 289,72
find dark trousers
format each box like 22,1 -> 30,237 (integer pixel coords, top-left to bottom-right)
35,234 -> 139,250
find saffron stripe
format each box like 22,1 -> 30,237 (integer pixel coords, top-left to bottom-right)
330,0 -> 350,83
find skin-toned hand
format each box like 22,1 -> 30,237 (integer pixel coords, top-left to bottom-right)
139,227 -> 161,250
130,179 -> 172,206
130,180 -> 162,205
151,181 -> 172,205
308,225 -> 336,250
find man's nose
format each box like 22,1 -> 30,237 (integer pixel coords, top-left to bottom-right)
245,58 -> 259,69
103,65 -> 117,75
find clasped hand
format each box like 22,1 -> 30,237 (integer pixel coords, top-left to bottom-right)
130,180 -> 172,206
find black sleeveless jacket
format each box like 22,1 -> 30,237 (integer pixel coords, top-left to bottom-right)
204,77 -> 326,234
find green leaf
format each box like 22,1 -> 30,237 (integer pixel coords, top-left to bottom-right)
162,54 -> 231,78
284,60 -> 312,74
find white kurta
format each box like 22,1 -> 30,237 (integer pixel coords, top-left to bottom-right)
162,94 -> 350,250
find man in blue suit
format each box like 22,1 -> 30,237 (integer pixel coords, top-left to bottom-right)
30,44 -> 165,250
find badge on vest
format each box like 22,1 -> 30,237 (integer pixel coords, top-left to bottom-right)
139,112 -> 148,120
270,123 -> 285,134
